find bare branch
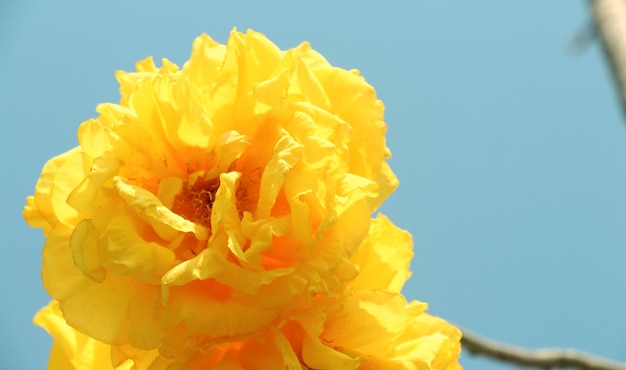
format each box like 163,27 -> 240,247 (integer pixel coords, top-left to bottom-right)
589,0 -> 626,123
461,329 -> 626,370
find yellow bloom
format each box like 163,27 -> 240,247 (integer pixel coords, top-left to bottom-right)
25,29 -> 398,357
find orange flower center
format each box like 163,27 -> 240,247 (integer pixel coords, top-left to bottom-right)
173,177 -> 221,227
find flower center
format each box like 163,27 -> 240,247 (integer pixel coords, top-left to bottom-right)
173,177 -> 221,227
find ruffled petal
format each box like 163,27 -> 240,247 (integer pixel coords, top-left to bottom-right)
35,301 -> 159,370
114,176 -> 209,241
24,147 -> 87,234
163,281 -> 280,338
350,214 -> 413,293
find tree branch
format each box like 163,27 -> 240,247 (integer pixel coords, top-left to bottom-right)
461,329 -> 626,370
589,0 -> 626,123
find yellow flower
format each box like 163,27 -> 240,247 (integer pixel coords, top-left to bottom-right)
24,29 -> 398,357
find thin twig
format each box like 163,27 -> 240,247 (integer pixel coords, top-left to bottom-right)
589,0 -> 626,123
461,328 -> 626,370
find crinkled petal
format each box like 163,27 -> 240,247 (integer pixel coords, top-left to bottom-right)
34,301 -> 124,370
24,147 -> 87,233
67,156 -> 120,217
102,212 -> 176,284
350,214 -> 413,293
70,219 -> 107,282
163,281 -> 280,337
183,33 -> 227,90
256,129 -> 303,219
114,176 -> 208,240
299,311 -> 360,370
317,290 -> 462,370
35,301 -> 160,370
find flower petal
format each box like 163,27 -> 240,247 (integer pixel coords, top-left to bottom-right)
163,281 -> 280,337
350,214 -> 414,293
67,155 -> 120,217
114,176 -> 209,241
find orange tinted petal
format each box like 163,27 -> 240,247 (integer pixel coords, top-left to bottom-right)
164,281 -> 279,337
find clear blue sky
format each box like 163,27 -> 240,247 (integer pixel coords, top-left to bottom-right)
2,1 -> 625,369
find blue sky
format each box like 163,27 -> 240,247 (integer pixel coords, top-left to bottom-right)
2,1 -> 625,369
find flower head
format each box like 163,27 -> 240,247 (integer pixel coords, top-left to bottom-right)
25,29 -> 400,357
